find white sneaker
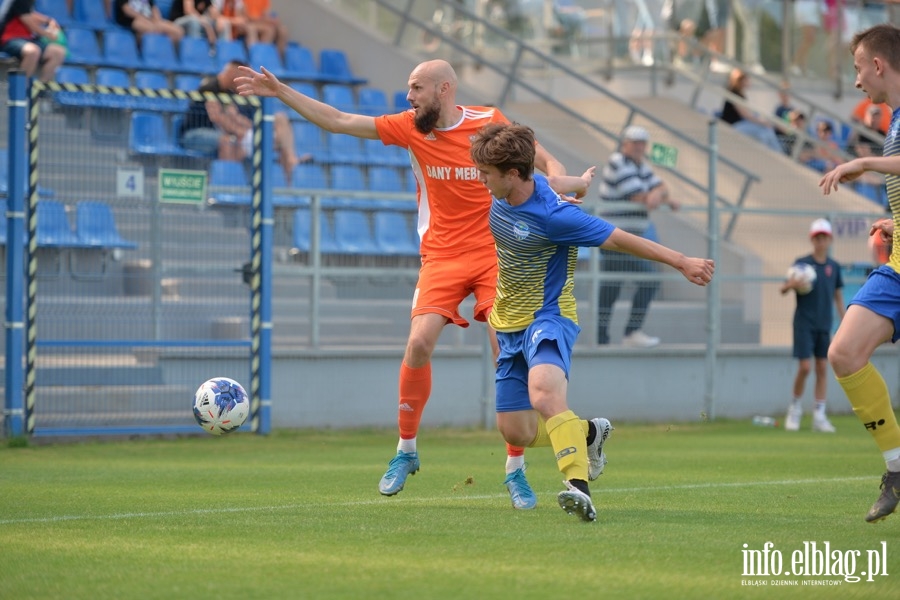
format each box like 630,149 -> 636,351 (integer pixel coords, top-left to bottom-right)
587,418 -> 613,480
812,416 -> 836,433
622,330 -> 660,348
785,404 -> 801,431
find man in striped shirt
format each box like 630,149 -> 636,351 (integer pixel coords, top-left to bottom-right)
597,125 -> 679,347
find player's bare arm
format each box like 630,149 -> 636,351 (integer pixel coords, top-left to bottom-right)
235,66 -> 379,139
820,155 -> 900,194
601,228 -> 714,285
871,217 -> 894,243
547,167 -> 595,198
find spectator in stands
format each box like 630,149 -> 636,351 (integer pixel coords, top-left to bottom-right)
697,0 -> 730,72
850,97 -> 891,135
178,60 -> 305,183
779,110 -> 815,162
0,0 -> 67,82
212,0 -> 272,47
850,104 -> 885,159
773,79 -> 794,123
806,119 -> 845,173
112,0 -> 184,45
720,68 -> 783,152
596,125 -> 679,348
168,0 -> 224,42
243,0 -> 287,57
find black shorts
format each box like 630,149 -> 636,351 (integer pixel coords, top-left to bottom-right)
793,324 -> 830,360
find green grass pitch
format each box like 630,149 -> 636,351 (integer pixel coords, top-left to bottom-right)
1,416 -> 897,599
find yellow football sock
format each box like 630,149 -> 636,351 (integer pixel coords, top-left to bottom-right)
546,410 -> 588,482
836,362 -> 900,453
528,416 -> 590,448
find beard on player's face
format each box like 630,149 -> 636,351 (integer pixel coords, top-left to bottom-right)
414,97 -> 441,133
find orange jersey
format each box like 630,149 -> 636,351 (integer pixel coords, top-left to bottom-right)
375,106 -> 508,258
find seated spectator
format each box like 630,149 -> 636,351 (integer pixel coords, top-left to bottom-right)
243,0 -> 287,57
805,119 -> 844,173
212,0 -> 271,47
779,110 -> 815,162
850,104 -> 885,158
168,0 -> 226,42
850,97 -> 891,135
112,0 -> 184,45
178,60 -> 307,183
720,68 -> 783,152
0,0 -> 67,82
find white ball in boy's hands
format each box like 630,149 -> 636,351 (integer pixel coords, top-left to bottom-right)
787,263 -> 816,295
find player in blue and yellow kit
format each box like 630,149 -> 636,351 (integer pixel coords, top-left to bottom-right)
470,123 -> 715,521
820,23 -> 900,522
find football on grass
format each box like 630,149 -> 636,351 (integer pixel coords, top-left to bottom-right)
787,263 -> 817,295
193,377 -> 249,435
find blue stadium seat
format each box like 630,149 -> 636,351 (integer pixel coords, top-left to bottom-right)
135,71 -> 188,112
0,209 -> 6,245
292,208 -> 338,254
373,211 -> 419,256
855,181 -> 888,207
291,163 -> 329,190
216,39 -> 249,70
174,73 -> 202,92
36,0 -> 77,28
357,87 -> 391,116
129,111 -> 186,157
291,121 -> 326,163
368,166 -> 405,193
404,169 -> 417,193
141,33 -> 179,72
208,159 -> 251,206
282,43 -> 322,82
248,42 -> 286,78
363,138 -> 408,167
75,201 -> 138,249
102,29 -> 144,69
0,148 -> 56,199
318,49 -> 367,85
37,200 -> 83,248
321,84 -> 356,113
94,68 -> 134,109
64,27 -> 104,66
178,36 -> 217,75
155,0 -> 175,19
332,209 -> 379,255
73,0 -> 119,31
53,65 -> 93,107
324,165 -> 367,208
393,90 -> 409,112
322,132 -> 367,165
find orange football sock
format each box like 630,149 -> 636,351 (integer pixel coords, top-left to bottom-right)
506,443 -> 524,457
397,362 -> 431,440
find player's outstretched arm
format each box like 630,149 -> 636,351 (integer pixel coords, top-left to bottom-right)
820,155 -> 900,195
548,167 -> 595,199
235,66 -> 379,139
601,228 -> 714,286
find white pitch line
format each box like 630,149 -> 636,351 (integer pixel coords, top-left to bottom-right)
0,476 -> 874,526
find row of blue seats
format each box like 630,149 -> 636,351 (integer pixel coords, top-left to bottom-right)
292,208 -> 420,258
207,160 -> 416,211
0,200 -> 136,250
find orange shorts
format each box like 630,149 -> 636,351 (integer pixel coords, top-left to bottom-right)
411,248 -> 497,327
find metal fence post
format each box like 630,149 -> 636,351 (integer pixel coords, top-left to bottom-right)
704,119 -> 721,421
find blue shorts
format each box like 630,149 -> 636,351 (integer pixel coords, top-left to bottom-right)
495,316 -> 580,413
792,324 -> 830,359
849,265 -> 900,343
0,37 -> 47,59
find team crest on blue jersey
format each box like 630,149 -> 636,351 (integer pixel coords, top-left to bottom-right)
890,115 -> 900,142
513,220 -> 531,240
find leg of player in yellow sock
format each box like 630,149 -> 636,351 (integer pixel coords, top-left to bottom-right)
829,302 -> 900,522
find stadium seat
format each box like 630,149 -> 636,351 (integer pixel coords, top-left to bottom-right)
174,74 -> 202,92
0,148 -> 56,199
323,165 -> 367,209
321,84 -> 356,113
37,200 -> 83,248
322,132 -> 367,165
35,0 -> 77,28
357,87 -> 391,116
140,33 -> 179,72
855,181 -> 888,207
102,29 -> 144,70
291,121 -> 326,163
404,169 -> 417,193
368,166 -> 405,193
331,209 -> 379,255
178,36 -> 217,75
363,138 -> 408,167
282,44 -> 321,82
292,208 -> 338,254
373,211 -> 419,256
94,68 -> 134,109
72,0 -> 119,31
75,201 -> 138,249
208,159 -> 251,206
134,71 -> 187,112
291,163 -> 329,191
318,49 -> 368,85
129,111 -> 187,157
64,27 -> 104,66
0,209 -> 6,245
248,42 -> 286,78
393,90 -> 409,112
53,65 -> 94,108
216,39 -> 249,70
155,0 -> 175,19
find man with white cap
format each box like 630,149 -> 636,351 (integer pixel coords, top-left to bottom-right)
597,125 -> 679,347
780,218 -> 845,433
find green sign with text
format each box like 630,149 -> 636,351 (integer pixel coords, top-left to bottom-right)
158,169 -> 207,205
649,142 -> 678,169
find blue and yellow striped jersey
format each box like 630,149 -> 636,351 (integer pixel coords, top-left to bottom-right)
488,175 -> 615,332
887,107 -> 900,273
